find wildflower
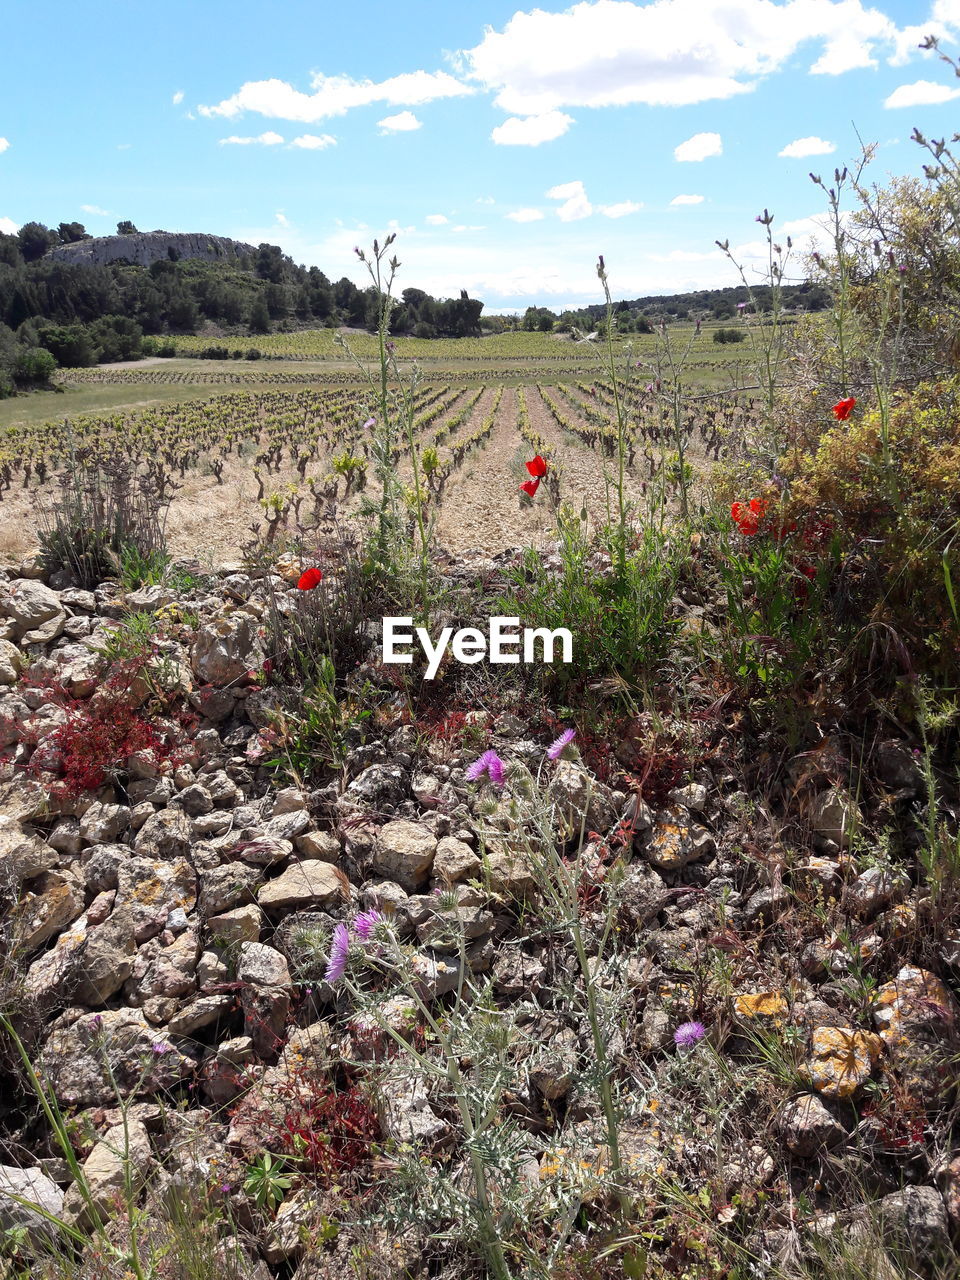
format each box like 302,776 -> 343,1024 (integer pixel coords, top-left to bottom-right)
520,478 -> 541,498
737,301 -> 747,310
525,454 -> 548,478
352,909 -> 383,942
547,728 -> 576,759
832,396 -> 856,421
363,416 -> 375,430
674,1020 -> 706,1047
324,923 -> 350,984
220,1182 -> 232,1193
151,1042 -> 169,1055
297,567 -> 323,590
466,748 -> 506,786
730,501 -> 761,536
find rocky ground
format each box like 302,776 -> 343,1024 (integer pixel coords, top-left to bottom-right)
0,552 -> 958,1279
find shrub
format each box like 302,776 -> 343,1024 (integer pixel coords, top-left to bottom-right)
712,327 -> 746,344
19,655 -> 187,801
781,377 -> 960,649
36,450 -> 171,587
13,346 -> 57,385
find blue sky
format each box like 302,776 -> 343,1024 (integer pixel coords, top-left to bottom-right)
3,0 -> 960,311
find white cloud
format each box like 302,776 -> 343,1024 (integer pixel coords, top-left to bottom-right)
779,135 -> 836,157
476,196 -> 496,205
172,90 -> 184,105
378,110 -> 422,133
276,212 -> 289,227
290,133 -> 337,149
81,204 -> 110,216
547,180 -> 592,221
219,131 -> 285,146
200,70 -> 471,122
0,138 -> 9,154
884,79 -> 960,108
462,0 -> 921,112
600,201 -> 643,217
674,131 -> 722,161
671,194 -> 705,205
0,216 -> 17,234
426,214 -> 449,225
117,143 -> 132,150
491,110 -> 574,146
506,208 -> 545,222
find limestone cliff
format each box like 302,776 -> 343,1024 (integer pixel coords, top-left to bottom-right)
47,231 -> 257,268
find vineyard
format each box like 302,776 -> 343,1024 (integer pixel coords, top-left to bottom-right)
0,355 -> 750,562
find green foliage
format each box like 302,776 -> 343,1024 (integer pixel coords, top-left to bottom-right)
712,327 -> 746,344
242,1153 -> 292,1214
13,345 -> 56,385
782,377 -> 960,650
500,506 -> 683,702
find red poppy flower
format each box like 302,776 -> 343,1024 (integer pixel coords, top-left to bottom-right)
731,501 -> 761,535
297,567 -> 323,590
520,478 -> 541,498
526,455 -> 548,478
832,396 -> 856,420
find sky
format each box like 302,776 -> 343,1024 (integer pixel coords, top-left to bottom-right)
3,0 -> 960,312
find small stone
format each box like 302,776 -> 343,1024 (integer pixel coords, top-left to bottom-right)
199,862 -> 264,915
668,783 -> 708,812
175,783 -> 214,816
134,807 -> 193,859
79,802 -> 131,845
804,1026 -> 884,1098
872,966 -> 960,1106
294,829 -> 340,862
12,880 -> 85,952
0,1164 -> 64,1245
843,865 -> 910,919
207,904 -> 263,945
808,787 -> 859,848
777,1094 -> 847,1156
733,991 -> 790,1030
376,1075 -> 445,1143
257,861 -> 345,912
432,836 -> 481,884
645,807 -> 715,872
372,820 -> 437,892
236,942 -> 291,987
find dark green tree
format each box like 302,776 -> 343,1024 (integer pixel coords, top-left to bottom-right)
57,222 -> 90,244
17,222 -> 56,263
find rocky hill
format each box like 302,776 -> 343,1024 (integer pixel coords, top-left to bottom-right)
47,231 -> 257,269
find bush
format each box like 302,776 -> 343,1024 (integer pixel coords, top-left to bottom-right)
245,348 -> 262,360
13,346 -> 57,385
712,327 -> 746,344
36,451 -> 171,587
782,377 -> 960,650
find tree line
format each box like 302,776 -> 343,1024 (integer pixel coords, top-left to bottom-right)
0,220 -> 484,395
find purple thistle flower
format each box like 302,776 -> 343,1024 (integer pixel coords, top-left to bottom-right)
465,748 -> 506,786
547,728 -> 576,759
324,923 -> 350,983
353,909 -> 383,942
674,1020 -> 706,1047
151,1042 -> 169,1055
